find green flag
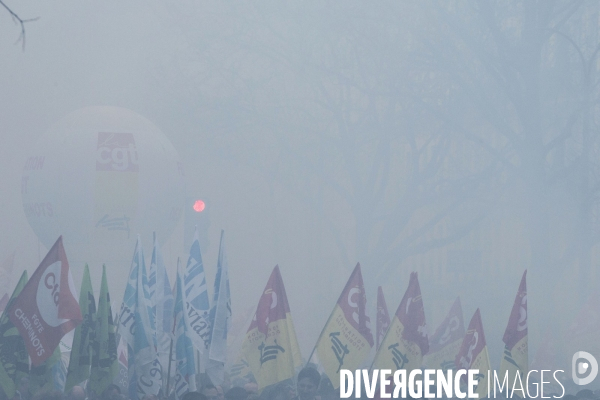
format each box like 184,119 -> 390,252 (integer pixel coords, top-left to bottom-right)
65,265 -> 96,392
0,271 -> 29,399
88,265 -> 119,397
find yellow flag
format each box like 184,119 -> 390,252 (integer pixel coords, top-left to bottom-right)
456,308 -> 491,399
313,264 -> 374,388
241,266 -> 302,390
371,272 -> 429,373
499,271 -> 528,397
423,297 -> 465,370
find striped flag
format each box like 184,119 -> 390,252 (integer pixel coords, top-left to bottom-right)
65,265 -> 96,392
499,271 -> 527,397
241,266 -> 302,390
371,272 -> 429,374
456,309 -> 490,399
376,286 -> 390,351
207,230 -> 232,385
312,263 -> 373,388
423,297 -> 465,371
117,236 -> 161,399
171,259 -> 197,399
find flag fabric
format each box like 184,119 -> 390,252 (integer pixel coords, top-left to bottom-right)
183,227 -> 211,364
207,230 -> 232,385
241,266 -> 302,390
371,272 -> 429,374
499,271 -> 527,397
171,259 -> 197,399
52,351 -> 68,392
88,265 -> 119,397
8,236 -> 82,367
455,309 -> 490,399
423,297 -> 465,370
0,271 -> 29,399
312,263 -> 373,388
376,286 -> 390,351
65,265 -> 96,392
117,237 -> 161,399
148,233 -> 174,383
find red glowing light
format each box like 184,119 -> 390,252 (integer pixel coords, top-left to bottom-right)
193,200 -> 205,212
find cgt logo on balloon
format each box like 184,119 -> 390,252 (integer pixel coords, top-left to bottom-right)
339,368 -> 567,399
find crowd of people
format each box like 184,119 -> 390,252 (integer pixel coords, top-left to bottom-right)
9,366 -> 600,400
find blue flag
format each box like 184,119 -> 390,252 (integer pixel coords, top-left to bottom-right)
171,259 -> 197,399
183,227 -> 211,365
207,230 -> 232,385
117,236 -> 161,399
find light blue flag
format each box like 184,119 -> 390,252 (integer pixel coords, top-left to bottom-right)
148,233 -> 174,385
52,355 -> 67,392
183,227 -> 211,363
171,259 -> 197,399
118,236 -> 162,399
207,230 -> 232,385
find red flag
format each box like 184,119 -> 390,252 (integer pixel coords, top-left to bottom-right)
8,236 -> 82,366
455,309 -> 490,398
376,286 -> 390,350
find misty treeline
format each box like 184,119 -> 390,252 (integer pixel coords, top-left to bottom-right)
155,1 -> 599,343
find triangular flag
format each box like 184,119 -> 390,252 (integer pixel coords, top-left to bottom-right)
499,271 -> 528,397
312,263 -> 374,388
423,297 -> 465,370
241,266 -> 302,389
171,259 -> 197,399
117,236 -> 161,399
65,265 -> 96,392
371,272 -> 428,373
207,230 -> 232,385
183,227 -> 211,364
455,309 -> 491,399
8,236 -> 82,366
88,265 -> 119,396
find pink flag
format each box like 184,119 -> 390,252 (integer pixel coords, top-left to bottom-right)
376,286 -> 390,350
8,236 -> 82,366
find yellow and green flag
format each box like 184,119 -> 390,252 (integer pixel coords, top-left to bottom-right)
456,308 -> 491,399
241,266 -> 302,390
312,263 -> 373,388
499,271 -> 527,397
88,265 -> 119,397
371,272 -> 429,374
0,271 -> 29,399
65,265 -> 96,392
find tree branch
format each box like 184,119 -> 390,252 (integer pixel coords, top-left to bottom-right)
0,0 -> 38,50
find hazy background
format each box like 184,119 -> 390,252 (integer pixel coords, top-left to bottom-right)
2,0 -> 600,375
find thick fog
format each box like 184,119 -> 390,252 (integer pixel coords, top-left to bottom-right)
1,0 -> 599,377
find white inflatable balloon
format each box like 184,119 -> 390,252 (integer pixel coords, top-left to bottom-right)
21,106 -> 185,269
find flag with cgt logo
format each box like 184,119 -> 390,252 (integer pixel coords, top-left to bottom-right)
423,297 -> 465,371
241,266 -> 302,390
8,236 -> 82,366
311,263 -> 373,389
371,272 -> 429,374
